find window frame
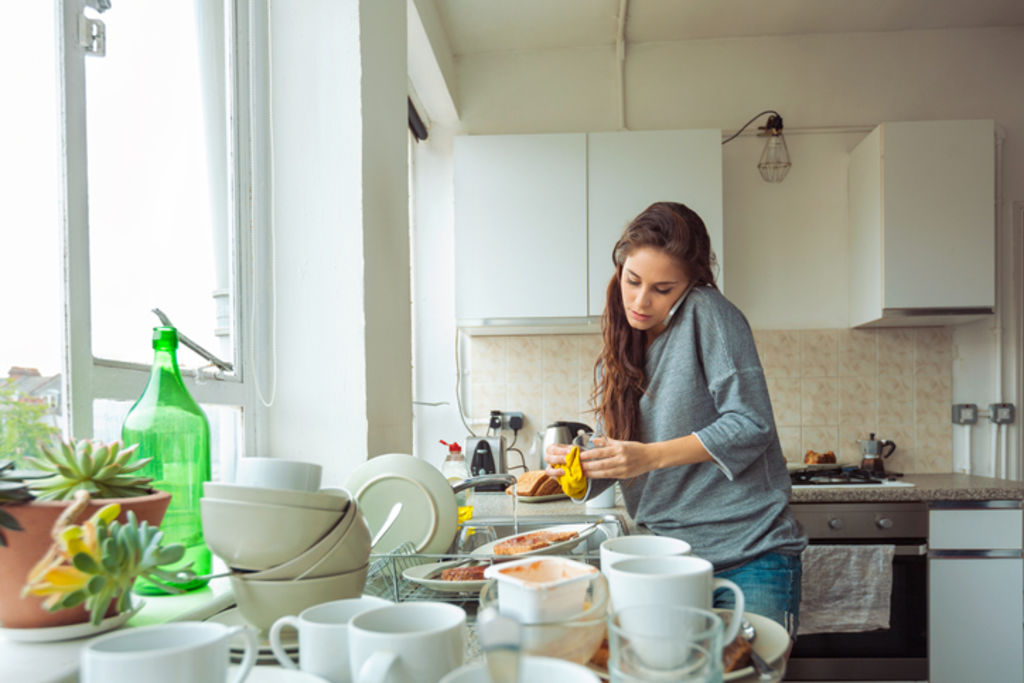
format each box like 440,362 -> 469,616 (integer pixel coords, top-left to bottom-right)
56,0 -> 267,453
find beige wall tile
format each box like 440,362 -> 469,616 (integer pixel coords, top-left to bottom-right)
471,382 -> 507,419
470,336 -> 507,384
767,378 -> 801,426
760,330 -> 801,378
877,329 -> 915,376
507,382 -> 543,429
543,381 -> 581,427
800,330 -> 839,377
507,336 -> 543,384
542,336 -> 579,385
915,328 -> 952,375
838,329 -> 877,377
801,378 -> 839,425
802,426 -> 839,454
839,376 -> 877,424
778,426 -> 802,462
915,374 -> 952,424
578,334 -> 603,381
878,376 -> 914,425
752,330 -> 771,369
915,423 -> 953,473
838,425 -> 873,464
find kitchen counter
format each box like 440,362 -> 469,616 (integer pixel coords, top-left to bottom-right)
790,472 -> 1024,504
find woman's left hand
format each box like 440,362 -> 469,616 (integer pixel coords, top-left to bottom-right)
579,435 -> 659,479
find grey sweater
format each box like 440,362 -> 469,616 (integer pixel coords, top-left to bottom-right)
601,285 -> 806,569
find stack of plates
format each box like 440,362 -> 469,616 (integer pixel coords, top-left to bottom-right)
207,608 -> 297,665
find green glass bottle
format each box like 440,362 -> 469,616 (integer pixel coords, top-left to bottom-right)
122,326 -> 211,594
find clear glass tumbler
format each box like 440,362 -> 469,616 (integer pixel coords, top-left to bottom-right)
608,604 -> 724,682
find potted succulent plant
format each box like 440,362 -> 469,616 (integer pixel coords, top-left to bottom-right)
0,438 -> 177,629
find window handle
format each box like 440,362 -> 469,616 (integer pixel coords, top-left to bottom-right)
152,308 -> 233,373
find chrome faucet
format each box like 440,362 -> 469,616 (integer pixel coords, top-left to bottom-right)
451,474 -> 517,494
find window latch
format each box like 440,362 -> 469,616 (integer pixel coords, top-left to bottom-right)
78,13 -> 106,57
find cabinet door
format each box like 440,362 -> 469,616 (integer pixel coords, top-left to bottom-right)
454,134 -> 587,321
929,557 -> 1024,683
587,130 -> 723,316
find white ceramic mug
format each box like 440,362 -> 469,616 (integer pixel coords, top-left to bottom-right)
606,555 -> 745,644
348,602 -> 466,683
440,655 -> 601,682
599,535 -> 692,575
269,596 -> 392,683
235,457 -> 322,492
586,483 -> 617,509
81,621 -> 257,683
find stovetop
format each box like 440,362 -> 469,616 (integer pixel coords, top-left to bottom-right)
790,466 -> 915,488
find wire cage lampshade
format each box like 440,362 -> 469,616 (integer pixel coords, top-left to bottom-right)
722,110 -> 792,183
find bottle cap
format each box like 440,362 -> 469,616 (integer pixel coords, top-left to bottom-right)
440,439 -> 462,454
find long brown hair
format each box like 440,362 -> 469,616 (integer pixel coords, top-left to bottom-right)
592,202 -> 718,441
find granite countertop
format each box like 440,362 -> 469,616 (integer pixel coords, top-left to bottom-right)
790,472 -> 1024,504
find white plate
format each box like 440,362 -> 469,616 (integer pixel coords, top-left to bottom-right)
344,453 -> 458,555
515,493 -> 569,504
206,607 -> 298,656
587,610 -> 789,682
0,600 -> 142,643
402,560 -> 489,593
470,523 -> 600,559
227,665 -> 329,682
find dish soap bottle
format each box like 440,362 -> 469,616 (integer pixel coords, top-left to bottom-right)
440,439 -> 472,519
122,326 -> 211,594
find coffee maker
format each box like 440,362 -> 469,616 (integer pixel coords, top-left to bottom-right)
859,433 -> 896,474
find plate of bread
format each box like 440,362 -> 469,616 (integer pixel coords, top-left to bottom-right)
469,522 -> 600,559
402,560 -> 490,593
505,470 -> 568,502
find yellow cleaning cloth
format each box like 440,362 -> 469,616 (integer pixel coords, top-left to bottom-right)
558,445 -> 587,499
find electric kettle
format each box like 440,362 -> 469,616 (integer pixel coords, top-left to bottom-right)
859,433 -> 896,474
535,421 -> 593,470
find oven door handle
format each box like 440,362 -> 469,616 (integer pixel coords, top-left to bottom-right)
928,549 -> 1024,559
894,543 -> 928,556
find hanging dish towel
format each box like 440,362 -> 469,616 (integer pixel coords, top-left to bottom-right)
798,544 -> 895,635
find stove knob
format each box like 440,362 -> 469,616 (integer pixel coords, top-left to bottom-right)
876,517 -> 894,529
828,518 -> 843,530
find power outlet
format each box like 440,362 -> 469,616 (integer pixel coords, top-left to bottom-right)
989,403 -> 1016,425
952,403 -> 978,425
503,411 -> 524,430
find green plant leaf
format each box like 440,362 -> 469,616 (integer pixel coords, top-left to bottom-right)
59,589 -> 88,609
72,552 -> 101,574
87,574 -> 107,593
156,544 -> 186,566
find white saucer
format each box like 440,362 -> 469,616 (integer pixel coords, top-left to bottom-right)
227,665 -> 329,682
0,601 -> 143,643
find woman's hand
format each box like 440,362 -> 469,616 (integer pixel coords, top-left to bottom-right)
543,442 -> 573,478
576,435 -> 659,479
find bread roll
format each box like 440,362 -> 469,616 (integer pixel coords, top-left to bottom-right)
803,449 -> 836,464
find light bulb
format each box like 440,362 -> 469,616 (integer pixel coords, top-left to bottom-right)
758,134 -> 791,183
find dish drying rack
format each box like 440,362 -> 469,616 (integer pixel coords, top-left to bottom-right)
362,540 -> 602,664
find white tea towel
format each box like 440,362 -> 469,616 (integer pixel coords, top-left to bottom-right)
797,544 -> 895,635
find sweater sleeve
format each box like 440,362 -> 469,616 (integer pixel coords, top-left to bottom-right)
691,298 -> 777,480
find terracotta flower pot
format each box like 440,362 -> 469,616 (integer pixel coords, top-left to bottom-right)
0,490 -> 171,629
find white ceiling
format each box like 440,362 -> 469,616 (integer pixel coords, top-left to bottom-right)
433,0 -> 1024,56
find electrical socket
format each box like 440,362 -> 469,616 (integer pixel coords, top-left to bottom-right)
503,411 -> 524,431
952,403 -> 978,425
488,410 -> 503,430
989,403 -> 1016,425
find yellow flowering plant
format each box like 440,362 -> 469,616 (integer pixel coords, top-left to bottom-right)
23,498 -> 196,625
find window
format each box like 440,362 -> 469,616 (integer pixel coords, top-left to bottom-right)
0,0 -> 266,475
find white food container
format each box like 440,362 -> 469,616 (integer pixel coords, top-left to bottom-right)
483,557 -> 598,624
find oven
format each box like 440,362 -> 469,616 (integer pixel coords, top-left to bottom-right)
787,501 -> 929,681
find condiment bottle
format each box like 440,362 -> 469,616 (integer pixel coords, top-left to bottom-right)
121,326 -> 211,594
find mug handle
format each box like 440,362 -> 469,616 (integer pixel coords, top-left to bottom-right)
358,650 -> 398,683
712,577 -> 746,644
228,625 -> 259,683
269,616 -> 301,669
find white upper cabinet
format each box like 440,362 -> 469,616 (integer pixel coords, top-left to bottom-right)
454,133 -> 587,321
848,119 -> 995,328
454,129 -> 723,324
587,130 -> 723,316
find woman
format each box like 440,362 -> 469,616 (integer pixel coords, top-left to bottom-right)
545,201 -> 806,634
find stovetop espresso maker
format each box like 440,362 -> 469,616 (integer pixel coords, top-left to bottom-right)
859,433 -> 896,474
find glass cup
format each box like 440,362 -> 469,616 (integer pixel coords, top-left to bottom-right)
456,524 -> 497,554
608,604 -> 724,682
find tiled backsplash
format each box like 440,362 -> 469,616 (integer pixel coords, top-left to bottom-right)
469,327 -> 953,473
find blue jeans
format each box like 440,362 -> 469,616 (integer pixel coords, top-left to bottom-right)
714,552 -> 802,637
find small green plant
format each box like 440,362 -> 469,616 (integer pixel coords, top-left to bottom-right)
26,438 -> 154,501
23,498 -> 196,625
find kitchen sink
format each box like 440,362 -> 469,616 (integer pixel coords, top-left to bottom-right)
450,512 -> 632,559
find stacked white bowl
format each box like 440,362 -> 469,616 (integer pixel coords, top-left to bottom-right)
200,459 -> 371,630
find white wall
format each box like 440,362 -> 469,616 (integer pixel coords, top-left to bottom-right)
268,0 -> 411,486
411,26 -> 1023,476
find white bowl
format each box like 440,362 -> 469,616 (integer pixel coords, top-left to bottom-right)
244,503 -> 371,580
235,458 -> 322,492
203,482 -> 349,512
201,498 -> 343,570
229,565 -> 369,631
